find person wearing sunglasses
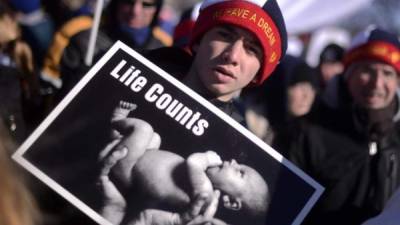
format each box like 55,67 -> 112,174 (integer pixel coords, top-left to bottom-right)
53,0 -> 172,105
108,0 -> 171,48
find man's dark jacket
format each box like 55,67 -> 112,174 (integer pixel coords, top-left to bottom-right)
282,76 -> 400,225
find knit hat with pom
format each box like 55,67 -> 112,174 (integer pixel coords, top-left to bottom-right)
343,27 -> 400,73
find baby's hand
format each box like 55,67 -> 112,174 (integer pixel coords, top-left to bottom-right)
186,152 -> 220,198
187,151 -> 222,169
204,151 -> 222,167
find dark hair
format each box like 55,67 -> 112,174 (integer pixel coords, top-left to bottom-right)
287,60 -> 319,90
319,43 -> 345,64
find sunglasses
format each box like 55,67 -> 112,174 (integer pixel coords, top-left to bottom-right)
120,0 -> 157,8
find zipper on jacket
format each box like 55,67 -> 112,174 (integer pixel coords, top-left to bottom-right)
369,142 -> 378,156
388,153 -> 398,195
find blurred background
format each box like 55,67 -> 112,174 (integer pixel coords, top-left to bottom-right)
166,0 -> 400,65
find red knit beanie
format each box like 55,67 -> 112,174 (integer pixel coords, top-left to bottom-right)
343,27 -> 400,74
189,0 -> 287,85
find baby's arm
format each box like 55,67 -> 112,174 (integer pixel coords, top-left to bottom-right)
186,151 -> 222,197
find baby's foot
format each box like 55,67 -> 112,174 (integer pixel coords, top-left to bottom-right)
112,101 -> 137,121
111,101 -> 137,139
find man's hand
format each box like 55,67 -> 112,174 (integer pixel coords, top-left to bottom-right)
180,190 -> 222,224
126,190 -> 224,225
186,217 -> 228,225
98,141 -> 128,224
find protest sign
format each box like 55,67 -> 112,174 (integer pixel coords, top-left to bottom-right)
13,41 -> 323,225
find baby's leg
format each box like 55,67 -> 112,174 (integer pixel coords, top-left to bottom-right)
110,101 -> 137,139
147,132 -> 161,150
111,106 -> 157,189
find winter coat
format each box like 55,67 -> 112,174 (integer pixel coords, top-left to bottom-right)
284,76 -> 400,225
56,25 -> 172,103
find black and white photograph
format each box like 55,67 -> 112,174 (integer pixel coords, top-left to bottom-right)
13,42 -> 323,225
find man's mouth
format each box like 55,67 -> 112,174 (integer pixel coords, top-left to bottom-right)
364,91 -> 385,101
214,66 -> 235,79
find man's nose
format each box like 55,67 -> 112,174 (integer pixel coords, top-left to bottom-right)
222,40 -> 244,66
132,0 -> 143,14
370,72 -> 386,89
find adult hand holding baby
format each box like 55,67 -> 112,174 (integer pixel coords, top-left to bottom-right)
97,141 -> 129,224
181,190 -> 228,225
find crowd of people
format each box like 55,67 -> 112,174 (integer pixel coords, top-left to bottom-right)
1,0 -> 400,225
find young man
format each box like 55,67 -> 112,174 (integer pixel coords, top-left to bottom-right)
284,27 -> 400,225
146,0 -> 287,124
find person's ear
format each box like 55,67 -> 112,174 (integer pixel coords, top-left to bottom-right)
222,194 -> 242,211
397,73 -> 400,85
251,76 -> 259,84
249,75 -> 259,86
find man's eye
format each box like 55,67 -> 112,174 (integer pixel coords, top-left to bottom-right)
359,68 -> 372,77
246,44 -> 262,59
217,30 -> 232,40
142,1 -> 157,8
246,46 -> 257,55
383,70 -> 396,78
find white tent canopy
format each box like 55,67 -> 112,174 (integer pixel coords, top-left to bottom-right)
277,0 -> 373,35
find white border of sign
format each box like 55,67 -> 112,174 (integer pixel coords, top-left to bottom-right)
13,41 -> 324,225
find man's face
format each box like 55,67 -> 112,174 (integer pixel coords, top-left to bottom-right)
116,0 -> 157,29
347,61 -> 399,109
191,25 -> 262,102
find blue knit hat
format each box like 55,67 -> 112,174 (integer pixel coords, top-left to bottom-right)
10,0 -> 41,14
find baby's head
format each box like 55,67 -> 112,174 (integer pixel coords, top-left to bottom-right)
206,159 -> 269,223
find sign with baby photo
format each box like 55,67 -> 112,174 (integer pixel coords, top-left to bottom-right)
13,41 -> 323,225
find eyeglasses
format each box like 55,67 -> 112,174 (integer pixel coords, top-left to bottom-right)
120,0 -> 157,8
